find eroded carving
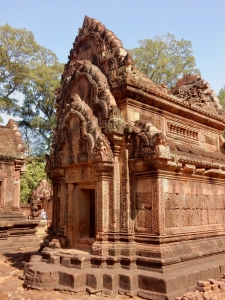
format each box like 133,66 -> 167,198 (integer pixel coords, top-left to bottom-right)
130,120 -> 171,159
171,74 -> 224,117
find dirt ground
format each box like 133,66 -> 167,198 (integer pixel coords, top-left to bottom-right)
0,247 -> 137,300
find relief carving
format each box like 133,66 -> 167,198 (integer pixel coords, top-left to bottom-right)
130,120 -> 171,159
93,136 -> 114,161
171,74 -> 224,117
152,179 -> 159,235
120,148 -> 128,231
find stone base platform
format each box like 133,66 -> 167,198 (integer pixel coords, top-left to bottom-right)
23,248 -> 225,300
0,235 -> 41,253
0,210 -> 41,253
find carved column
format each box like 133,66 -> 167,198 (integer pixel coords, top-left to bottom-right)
14,160 -> 24,208
51,181 -> 59,229
13,170 -> 20,208
152,177 -> 165,235
92,162 -> 113,256
66,183 -> 75,248
112,145 -> 121,232
96,171 -> 110,235
59,178 -> 67,229
120,147 -> 131,233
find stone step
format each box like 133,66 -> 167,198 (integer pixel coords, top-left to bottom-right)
23,251 -> 225,299
24,260 -> 138,295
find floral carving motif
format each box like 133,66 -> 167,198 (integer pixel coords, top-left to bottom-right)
152,178 -> 159,235
130,120 -> 171,159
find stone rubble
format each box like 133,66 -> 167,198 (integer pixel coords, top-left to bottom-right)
176,275 -> 225,300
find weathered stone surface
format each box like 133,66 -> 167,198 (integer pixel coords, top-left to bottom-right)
31,179 -> 53,219
24,16 -> 225,299
0,120 -> 40,251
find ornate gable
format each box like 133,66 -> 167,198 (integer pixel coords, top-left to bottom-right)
51,93 -> 114,169
171,74 -> 224,117
56,60 -> 117,128
63,16 -> 137,88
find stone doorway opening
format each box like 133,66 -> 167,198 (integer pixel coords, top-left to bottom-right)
0,181 -> 2,207
79,189 -> 95,239
76,188 -> 96,250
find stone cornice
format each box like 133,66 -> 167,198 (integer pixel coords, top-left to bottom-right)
114,84 -> 225,131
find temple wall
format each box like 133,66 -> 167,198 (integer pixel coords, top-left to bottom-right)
132,178 -> 153,234
0,161 -> 19,208
120,101 -> 222,152
132,176 -> 225,237
162,177 -> 225,235
120,101 -> 165,132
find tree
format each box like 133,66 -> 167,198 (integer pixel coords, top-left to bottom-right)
218,86 -> 225,108
0,24 -> 64,155
20,157 -> 48,203
0,24 -> 39,112
14,60 -> 63,155
129,33 -> 200,88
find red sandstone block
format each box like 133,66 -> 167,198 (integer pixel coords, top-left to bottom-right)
207,279 -> 216,284
59,271 -> 86,289
50,255 -> 60,265
119,273 -> 138,291
197,280 -> 210,287
103,273 -> 119,292
196,286 -> 211,292
86,272 -> 103,290
211,284 -> 219,290
61,257 -> 71,268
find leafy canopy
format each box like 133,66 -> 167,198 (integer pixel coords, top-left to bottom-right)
0,24 -> 64,155
129,33 -> 200,88
218,86 -> 225,108
20,157 -> 49,203
0,24 -> 39,112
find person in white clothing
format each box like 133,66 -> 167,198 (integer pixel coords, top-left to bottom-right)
40,209 -> 47,220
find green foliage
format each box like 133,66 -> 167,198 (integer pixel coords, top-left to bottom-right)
0,24 -> 64,155
218,86 -> 225,108
129,33 -> 200,88
20,157 -> 48,203
15,61 -> 63,155
0,24 -> 39,112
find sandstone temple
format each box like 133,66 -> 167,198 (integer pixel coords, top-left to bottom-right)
24,16 -> 225,299
31,179 -> 53,219
0,120 -> 39,252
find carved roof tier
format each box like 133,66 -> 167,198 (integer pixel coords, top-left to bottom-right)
0,120 -> 25,160
57,16 -> 225,130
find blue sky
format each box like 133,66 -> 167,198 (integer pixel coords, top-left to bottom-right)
1,0 -> 225,123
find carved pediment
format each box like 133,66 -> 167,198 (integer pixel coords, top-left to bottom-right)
51,93 -> 113,168
171,74 -> 224,117
56,60 -> 117,129
61,16 -> 137,88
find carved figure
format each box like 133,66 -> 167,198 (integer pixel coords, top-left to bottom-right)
93,138 -> 109,160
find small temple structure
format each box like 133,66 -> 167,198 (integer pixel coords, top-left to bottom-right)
0,120 -> 40,252
24,17 -> 225,299
30,179 -> 53,220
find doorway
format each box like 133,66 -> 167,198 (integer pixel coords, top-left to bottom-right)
78,189 -> 96,239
